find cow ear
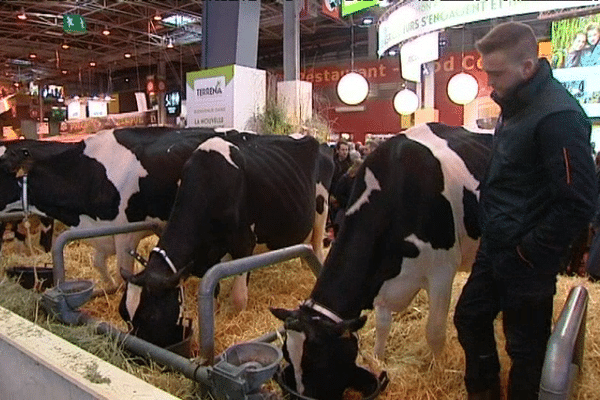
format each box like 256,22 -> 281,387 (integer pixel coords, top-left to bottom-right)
120,268 -> 145,286
270,307 -> 297,322
335,315 -> 367,337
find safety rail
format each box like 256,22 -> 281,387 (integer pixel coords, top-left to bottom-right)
197,243 -> 322,364
539,285 -> 588,400
51,221 -> 163,286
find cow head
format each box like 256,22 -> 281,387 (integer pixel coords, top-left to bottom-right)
119,251 -> 188,347
270,305 -> 367,400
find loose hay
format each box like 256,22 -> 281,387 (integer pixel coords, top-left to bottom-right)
2,237 -> 600,400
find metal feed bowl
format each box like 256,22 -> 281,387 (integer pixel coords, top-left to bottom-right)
55,280 -> 95,309
276,364 -> 389,400
211,342 -> 283,395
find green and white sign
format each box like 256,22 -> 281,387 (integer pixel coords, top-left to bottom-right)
341,0 -> 378,17
63,14 -> 87,34
379,0 -> 595,56
186,65 -> 265,130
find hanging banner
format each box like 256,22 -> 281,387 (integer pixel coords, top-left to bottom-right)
341,0 -> 378,17
321,0 -> 340,21
379,0 -> 595,56
401,31 -> 439,82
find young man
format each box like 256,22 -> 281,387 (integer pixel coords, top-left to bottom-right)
453,22 -> 596,400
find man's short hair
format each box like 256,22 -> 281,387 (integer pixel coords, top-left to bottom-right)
475,22 -> 538,62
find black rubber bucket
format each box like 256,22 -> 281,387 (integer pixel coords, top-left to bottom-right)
276,364 -> 389,400
6,266 -> 54,290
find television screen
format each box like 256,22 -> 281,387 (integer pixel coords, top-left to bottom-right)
41,85 -> 64,102
551,13 -> 600,118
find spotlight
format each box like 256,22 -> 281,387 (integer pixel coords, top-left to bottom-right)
102,26 -> 110,36
361,17 -> 374,26
89,61 -> 96,67
124,52 -> 132,59
61,42 -> 70,50
17,8 -> 26,20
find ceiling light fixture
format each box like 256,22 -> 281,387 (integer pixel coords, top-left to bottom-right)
61,70 -> 68,75
28,52 -> 37,59
153,13 -> 162,21
17,8 -> 26,21
337,24 -> 369,105
167,38 -> 174,48
124,52 -> 132,58
89,61 -> 96,67
102,26 -> 110,36
61,42 -> 70,50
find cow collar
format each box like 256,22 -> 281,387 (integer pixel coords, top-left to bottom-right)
150,247 -> 185,326
302,299 -> 343,324
151,247 -> 178,274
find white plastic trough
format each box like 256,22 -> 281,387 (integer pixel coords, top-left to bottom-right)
0,306 -> 179,400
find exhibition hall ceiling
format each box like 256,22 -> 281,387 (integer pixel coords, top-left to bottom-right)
0,0 -> 361,84
0,1 -> 594,86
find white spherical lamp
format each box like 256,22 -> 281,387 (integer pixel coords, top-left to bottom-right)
337,72 -> 369,105
447,72 -> 479,105
393,89 -> 419,115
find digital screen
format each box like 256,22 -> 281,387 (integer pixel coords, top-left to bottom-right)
41,85 -> 64,102
551,13 -> 600,118
165,91 -> 181,116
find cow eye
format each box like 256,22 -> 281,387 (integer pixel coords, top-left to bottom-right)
22,149 -> 30,157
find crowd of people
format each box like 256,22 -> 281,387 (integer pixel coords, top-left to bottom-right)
326,139 -> 379,241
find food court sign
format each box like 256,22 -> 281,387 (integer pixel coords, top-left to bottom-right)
378,0 -> 594,56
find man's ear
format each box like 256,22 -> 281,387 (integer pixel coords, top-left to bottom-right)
521,58 -> 537,80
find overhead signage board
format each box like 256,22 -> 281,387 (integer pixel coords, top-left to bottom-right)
378,0 -> 595,56
341,0 -> 378,17
63,14 -> 87,34
401,31 -> 439,82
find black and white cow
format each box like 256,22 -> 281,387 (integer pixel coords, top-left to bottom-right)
119,132 -> 334,347
270,123 -> 492,400
0,127 -> 224,287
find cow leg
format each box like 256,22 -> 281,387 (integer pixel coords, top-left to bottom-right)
424,266 -> 455,358
231,273 -> 249,312
93,249 -> 117,289
373,275 -> 421,359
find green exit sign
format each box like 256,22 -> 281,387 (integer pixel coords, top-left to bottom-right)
341,0 -> 378,17
63,14 -> 87,34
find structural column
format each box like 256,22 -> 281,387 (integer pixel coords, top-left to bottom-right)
201,1 -> 261,69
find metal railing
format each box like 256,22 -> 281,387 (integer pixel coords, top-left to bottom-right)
51,221 -> 162,285
539,285 -> 589,400
197,243 -> 322,364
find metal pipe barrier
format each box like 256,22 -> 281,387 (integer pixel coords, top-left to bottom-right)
51,221 -> 162,286
77,313 -> 211,384
197,244 -> 322,364
539,285 -> 589,400
0,211 -> 27,223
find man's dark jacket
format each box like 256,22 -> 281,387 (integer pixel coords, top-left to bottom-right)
480,58 -> 597,273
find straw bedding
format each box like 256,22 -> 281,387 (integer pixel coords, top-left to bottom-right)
1,232 -> 600,399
